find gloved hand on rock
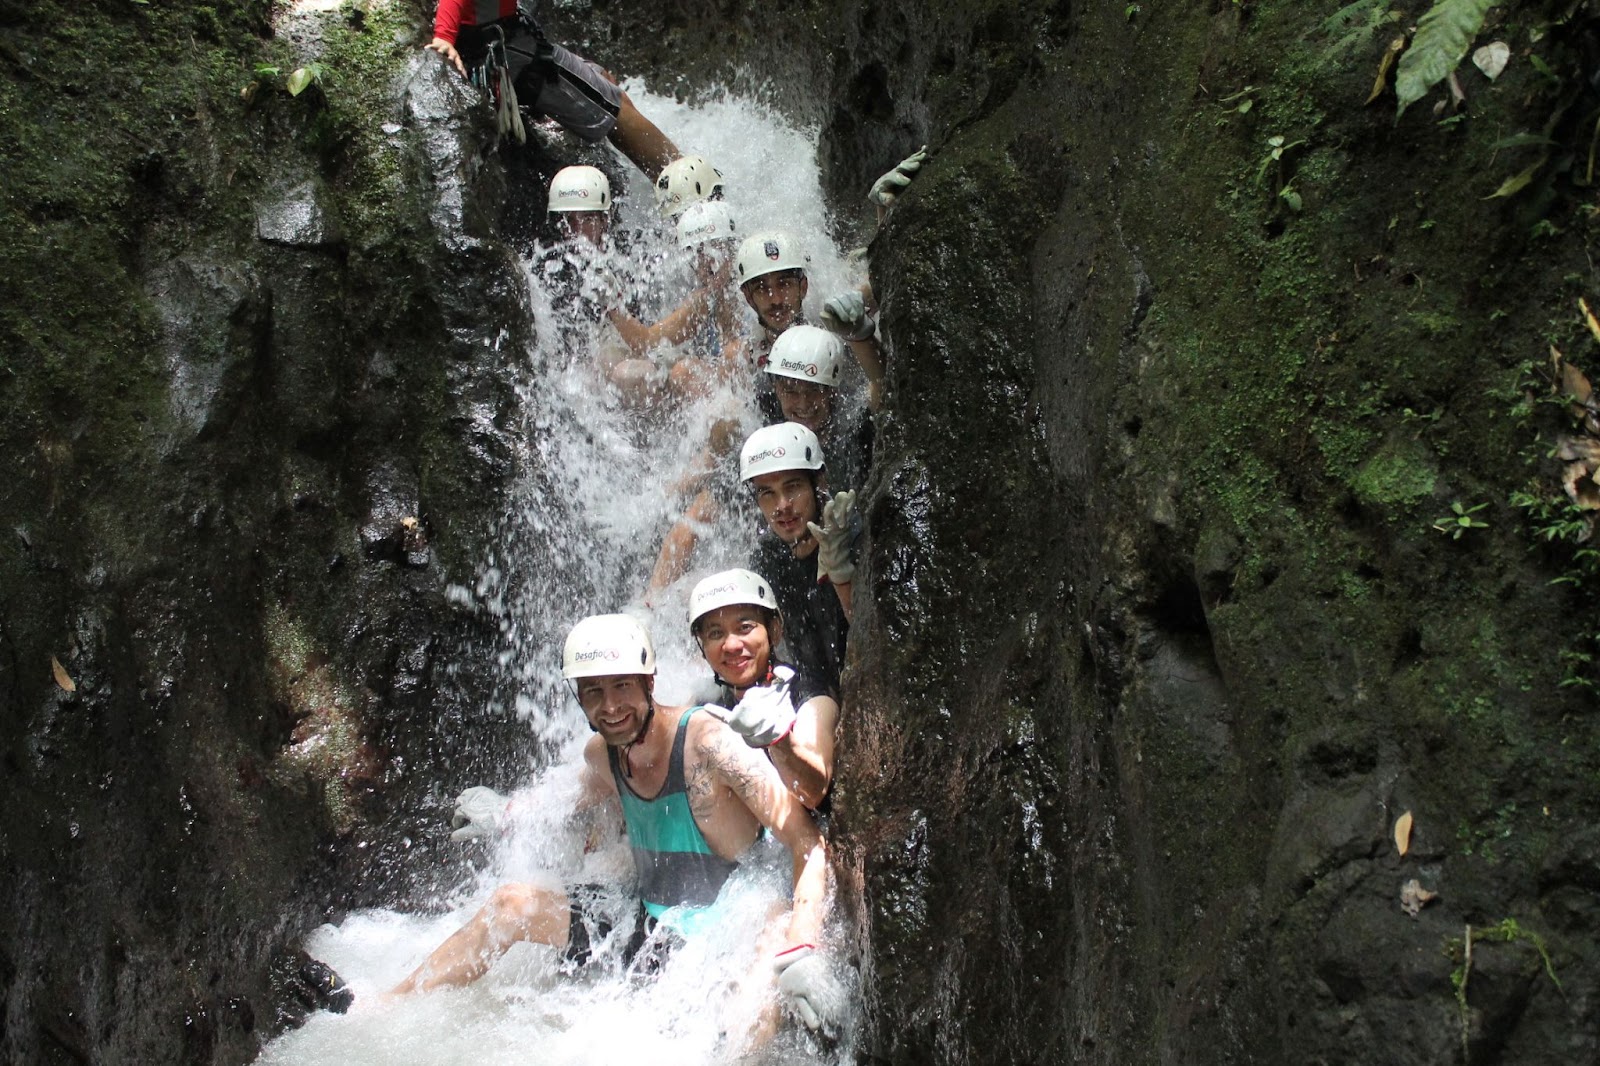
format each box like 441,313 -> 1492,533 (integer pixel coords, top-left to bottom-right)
868,146 -> 928,208
450,785 -> 509,842
806,490 -> 858,586
819,291 -> 876,341
773,943 -> 849,1034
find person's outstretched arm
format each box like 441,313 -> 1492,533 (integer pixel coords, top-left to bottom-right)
426,0 -> 469,76
608,289 -> 712,355
645,487 -> 718,600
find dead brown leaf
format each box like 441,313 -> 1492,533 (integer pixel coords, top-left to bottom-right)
1553,347 -> 1599,431
1394,810 -> 1414,856
1583,297 -> 1600,346
51,656 -> 76,693
1563,458 -> 1600,510
1400,878 -> 1438,918
1556,436 -> 1600,463
1367,36 -> 1407,105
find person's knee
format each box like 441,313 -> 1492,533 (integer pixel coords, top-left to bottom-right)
485,882 -> 554,929
608,359 -> 658,406
667,360 -> 700,397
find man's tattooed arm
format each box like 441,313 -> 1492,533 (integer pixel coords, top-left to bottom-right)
695,720 -> 828,947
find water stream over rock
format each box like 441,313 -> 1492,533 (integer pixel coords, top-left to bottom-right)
255,82 -> 861,1066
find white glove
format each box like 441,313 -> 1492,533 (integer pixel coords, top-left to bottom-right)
594,269 -> 625,311
820,291 -> 876,341
449,786 -> 508,841
806,490 -> 858,586
868,146 -> 928,207
773,944 -> 848,1033
722,664 -> 797,747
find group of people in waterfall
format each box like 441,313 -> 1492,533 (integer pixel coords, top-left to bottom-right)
304,0 -> 928,1049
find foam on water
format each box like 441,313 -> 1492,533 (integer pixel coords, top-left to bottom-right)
255,84 -> 859,1065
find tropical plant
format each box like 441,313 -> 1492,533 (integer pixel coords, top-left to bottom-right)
1395,0 -> 1494,116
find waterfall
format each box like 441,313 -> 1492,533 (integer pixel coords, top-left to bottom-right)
255,81 -> 861,1066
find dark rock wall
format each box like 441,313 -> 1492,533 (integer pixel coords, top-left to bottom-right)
594,0 -> 1600,1063
1,1 -> 541,1060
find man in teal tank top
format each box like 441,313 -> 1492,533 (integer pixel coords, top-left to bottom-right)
387,615 -> 843,1036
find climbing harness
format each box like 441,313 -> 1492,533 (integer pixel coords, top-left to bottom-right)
470,24 -> 527,143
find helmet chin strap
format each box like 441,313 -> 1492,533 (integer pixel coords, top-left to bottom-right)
618,695 -> 656,780
572,684 -> 657,780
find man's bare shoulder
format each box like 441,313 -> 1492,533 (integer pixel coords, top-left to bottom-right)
580,735 -> 616,793
684,707 -> 738,761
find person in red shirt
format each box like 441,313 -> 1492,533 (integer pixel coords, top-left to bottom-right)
425,0 -> 678,178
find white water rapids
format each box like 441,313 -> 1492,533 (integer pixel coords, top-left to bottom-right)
255,84 -> 863,1065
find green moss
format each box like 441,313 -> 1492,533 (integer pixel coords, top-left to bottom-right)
263,604 -> 369,832
1410,308 -> 1462,336
1350,441 -> 1437,507
0,0 -> 267,466
279,1 -> 427,242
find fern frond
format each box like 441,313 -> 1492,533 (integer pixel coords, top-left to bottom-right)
1320,0 -> 1393,59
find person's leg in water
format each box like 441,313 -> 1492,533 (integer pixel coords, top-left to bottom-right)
646,487 -> 719,602
608,357 -> 664,409
518,43 -> 681,181
390,883 -> 571,995
609,90 -> 679,180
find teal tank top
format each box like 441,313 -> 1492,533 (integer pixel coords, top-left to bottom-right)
608,707 -> 738,933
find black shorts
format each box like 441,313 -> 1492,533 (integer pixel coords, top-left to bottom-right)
521,42 -> 623,143
462,20 -> 624,143
563,885 -> 681,974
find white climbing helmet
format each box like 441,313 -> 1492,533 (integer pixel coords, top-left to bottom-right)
548,166 -> 612,213
765,325 -> 845,388
735,231 -> 807,286
740,422 -> 825,482
562,614 -> 656,679
655,155 -> 724,219
676,201 -> 738,249
688,569 -> 779,630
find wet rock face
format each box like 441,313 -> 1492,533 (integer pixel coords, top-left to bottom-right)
596,1 -> 1600,1063
0,1 -> 537,1061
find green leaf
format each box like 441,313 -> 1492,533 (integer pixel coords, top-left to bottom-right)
1528,53 -> 1560,82
1394,0 -> 1495,117
1279,186 -> 1303,212
1490,132 -> 1556,151
1484,156 -> 1548,199
287,67 -> 316,97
